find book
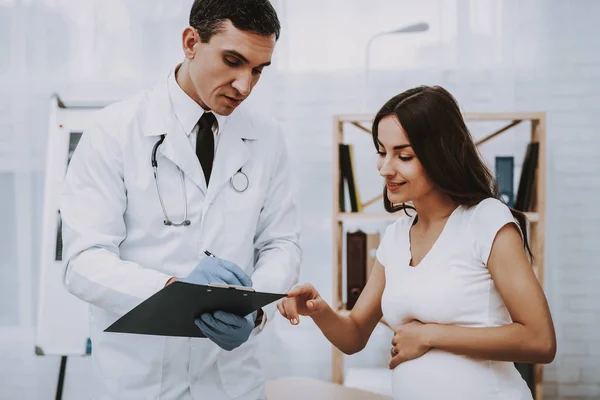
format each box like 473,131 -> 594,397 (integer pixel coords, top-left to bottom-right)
346,230 -> 367,310
495,156 -> 514,207
339,143 -> 362,212
514,142 -> 539,212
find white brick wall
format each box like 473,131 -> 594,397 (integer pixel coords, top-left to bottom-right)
540,2 -> 600,398
0,0 -> 599,399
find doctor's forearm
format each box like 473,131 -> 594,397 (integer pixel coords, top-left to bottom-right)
252,248 -> 300,324
252,241 -> 301,294
428,323 -> 556,364
64,248 -> 172,316
252,128 -> 302,307
311,308 -> 366,355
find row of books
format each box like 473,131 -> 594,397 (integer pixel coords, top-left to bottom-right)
340,141 -> 539,213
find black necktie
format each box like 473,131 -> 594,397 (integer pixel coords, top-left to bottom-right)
196,112 -> 217,185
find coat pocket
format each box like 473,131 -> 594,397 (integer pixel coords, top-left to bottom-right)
216,340 -> 264,399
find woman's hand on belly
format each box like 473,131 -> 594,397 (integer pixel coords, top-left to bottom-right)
389,320 -> 435,369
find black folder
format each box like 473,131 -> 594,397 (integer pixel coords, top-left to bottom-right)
514,142 -> 539,212
339,143 -> 361,212
104,282 -> 287,338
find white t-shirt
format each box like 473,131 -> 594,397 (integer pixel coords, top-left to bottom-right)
377,198 -> 532,400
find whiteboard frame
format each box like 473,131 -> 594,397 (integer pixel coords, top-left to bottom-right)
35,94 -> 109,356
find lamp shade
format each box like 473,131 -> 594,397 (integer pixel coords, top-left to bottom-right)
388,22 -> 429,34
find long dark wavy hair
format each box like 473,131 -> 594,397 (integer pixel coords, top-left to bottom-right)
372,85 -> 532,257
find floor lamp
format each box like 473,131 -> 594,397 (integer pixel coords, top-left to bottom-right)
363,22 -> 429,111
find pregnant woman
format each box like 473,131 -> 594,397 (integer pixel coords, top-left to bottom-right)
278,86 -> 556,399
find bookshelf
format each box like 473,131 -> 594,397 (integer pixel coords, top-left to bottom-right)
331,112 -> 546,400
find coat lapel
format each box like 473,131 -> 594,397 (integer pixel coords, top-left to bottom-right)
161,124 -> 208,193
204,110 -> 255,206
143,77 -> 208,193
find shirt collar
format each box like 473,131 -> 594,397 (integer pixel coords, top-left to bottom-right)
167,64 -> 227,136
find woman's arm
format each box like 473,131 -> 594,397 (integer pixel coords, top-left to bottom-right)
394,223 -> 556,367
278,261 -> 385,355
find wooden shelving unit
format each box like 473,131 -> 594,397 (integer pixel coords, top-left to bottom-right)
331,112 -> 546,400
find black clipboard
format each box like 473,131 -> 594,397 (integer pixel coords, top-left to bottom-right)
104,282 -> 287,338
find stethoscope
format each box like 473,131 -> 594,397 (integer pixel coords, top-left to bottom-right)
151,134 -> 249,227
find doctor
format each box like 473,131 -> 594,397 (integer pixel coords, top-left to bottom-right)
60,0 -> 301,399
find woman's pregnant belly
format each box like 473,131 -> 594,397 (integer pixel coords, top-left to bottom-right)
391,349 -> 531,400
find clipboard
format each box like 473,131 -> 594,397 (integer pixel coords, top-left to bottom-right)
104,281 -> 287,338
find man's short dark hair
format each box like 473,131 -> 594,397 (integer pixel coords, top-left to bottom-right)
189,0 -> 281,43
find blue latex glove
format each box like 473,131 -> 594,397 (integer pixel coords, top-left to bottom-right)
180,256 -> 252,287
196,310 -> 257,351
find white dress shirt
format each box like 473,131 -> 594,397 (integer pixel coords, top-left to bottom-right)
167,65 -> 227,151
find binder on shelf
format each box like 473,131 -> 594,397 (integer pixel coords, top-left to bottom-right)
339,145 -> 346,212
339,143 -> 362,212
495,156 -> 514,207
346,230 -> 367,310
514,142 -> 539,212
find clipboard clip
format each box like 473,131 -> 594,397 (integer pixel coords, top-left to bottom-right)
207,283 -> 255,292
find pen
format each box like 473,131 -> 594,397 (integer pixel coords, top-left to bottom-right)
204,250 -> 216,257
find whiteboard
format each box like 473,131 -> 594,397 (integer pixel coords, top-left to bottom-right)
35,95 -> 110,356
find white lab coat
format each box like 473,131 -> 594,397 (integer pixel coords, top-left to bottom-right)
60,74 -> 302,400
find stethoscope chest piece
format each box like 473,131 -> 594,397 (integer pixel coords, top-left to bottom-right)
152,134 -> 251,226
231,170 -> 249,193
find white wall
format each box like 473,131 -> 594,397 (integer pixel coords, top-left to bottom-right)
0,0 -> 599,399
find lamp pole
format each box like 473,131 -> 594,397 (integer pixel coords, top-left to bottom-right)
363,22 -> 429,111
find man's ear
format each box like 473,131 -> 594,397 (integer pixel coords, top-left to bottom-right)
182,27 -> 197,60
